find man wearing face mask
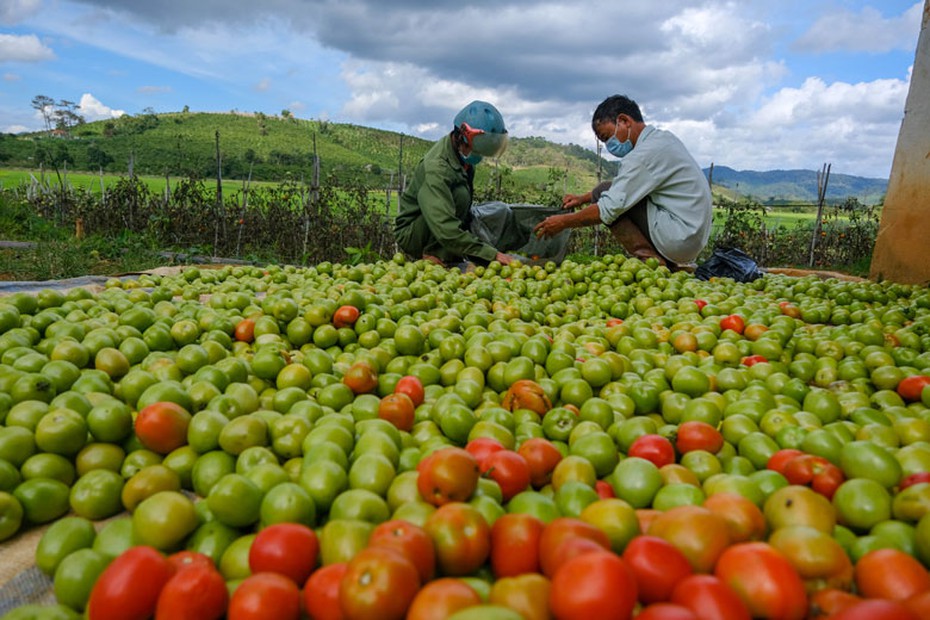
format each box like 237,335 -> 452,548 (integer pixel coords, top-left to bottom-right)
394,100 -> 513,267
533,94 -> 712,269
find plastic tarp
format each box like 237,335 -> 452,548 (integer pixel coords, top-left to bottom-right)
469,202 -> 572,264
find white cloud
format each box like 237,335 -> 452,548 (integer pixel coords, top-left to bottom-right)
4,72 -> 20,81
0,33 -> 55,62
78,93 -> 126,121
794,2 -> 923,53
254,78 -> 271,92
1,0 -> 42,25
3,124 -> 30,134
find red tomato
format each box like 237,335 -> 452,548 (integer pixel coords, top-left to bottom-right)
693,299 -> 708,310
783,454 -> 845,499
607,318 -> 624,327
622,535 -> 693,604
368,519 -> 436,584
538,517 -> 611,578
249,523 -> 320,586
766,449 -> 805,475
482,449 -> 531,502
905,590 -> 930,618
135,401 -> 192,455
855,548 -> 930,601
595,480 -> 615,499
423,503 -> 490,576
675,421 -> 724,455
339,546 -> 420,620
394,375 -> 425,407
545,536 -> 609,579
406,578 -> 482,620
378,393 -> 415,432
303,563 -> 347,620
549,551 -> 638,620
416,447 -> 480,507
87,546 -> 175,620
517,437 -> 563,489
740,355 -> 767,367
155,563 -> 228,620
234,319 -> 256,343
714,542 -> 807,619
465,437 -> 506,472
636,603 -> 699,620
490,512 -> 545,578
900,472 -> 930,490
227,572 -> 300,620
332,305 -> 361,329
671,575 -> 751,620
166,550 -> 215,573
829,599 -> 921,620
627,434 -> 676,468
719,314 -> 745,334
897,374 -> 930,402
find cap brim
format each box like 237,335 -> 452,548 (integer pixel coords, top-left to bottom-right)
471,132 -> 509,158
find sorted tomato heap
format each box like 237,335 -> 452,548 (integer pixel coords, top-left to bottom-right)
2,254 -> 930,619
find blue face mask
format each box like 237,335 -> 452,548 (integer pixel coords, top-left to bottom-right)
463,153 -> 483,166
605,121 -> 633,158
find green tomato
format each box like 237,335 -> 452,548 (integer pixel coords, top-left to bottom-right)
832,478 -> 892,532
607,457 -> 662,509
36,516 -> 97,577
53,548 -> 110,612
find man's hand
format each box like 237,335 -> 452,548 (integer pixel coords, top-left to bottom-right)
562,192 -> 592,210
495,252 -> 513,265
421,254 -> 444,266
534,214 -> 568,239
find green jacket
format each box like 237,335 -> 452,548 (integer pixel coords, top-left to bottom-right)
394,134 -> 498,263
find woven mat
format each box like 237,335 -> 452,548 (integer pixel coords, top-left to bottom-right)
0,525 -> 55,615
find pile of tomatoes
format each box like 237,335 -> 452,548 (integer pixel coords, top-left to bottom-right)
2,254 -> 930,619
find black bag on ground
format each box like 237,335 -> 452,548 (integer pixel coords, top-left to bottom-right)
695,247 -> 764,282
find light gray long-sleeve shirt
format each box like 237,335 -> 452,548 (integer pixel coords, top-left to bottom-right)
597,125 -> 712,264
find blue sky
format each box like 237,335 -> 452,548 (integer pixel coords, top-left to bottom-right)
1,0 -> 923,178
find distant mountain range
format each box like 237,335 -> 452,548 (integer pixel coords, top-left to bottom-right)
704,165 -> 888,205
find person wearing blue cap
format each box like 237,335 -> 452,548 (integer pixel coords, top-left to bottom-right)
394,100 -> 513,267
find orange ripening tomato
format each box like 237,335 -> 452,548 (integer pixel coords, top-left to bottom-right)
855,548 -> 930,601
342,361 -> 378,394
339,546 -> 420,620
332,305 -> 361,329
702,493 -> 767,544
135,401 -> 192,455
378,393 -> 415,432
423,503 -> 490,577
501,379 -> 552,415
714,542 -> 807,620
406,578 -> 482,620
635,603 -> 699,620
675,421 -> 724,455
416,447 -> 480,507
489,573 -> 551,620
808,588 -> 861,620
828,599 -> 921,620
647,505 -> 731,574
234,319 -> 256,343
465,437 -> 506,472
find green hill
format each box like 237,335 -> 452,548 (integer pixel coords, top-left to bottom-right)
0,111 -> 613,198
704,165 -> 887,205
